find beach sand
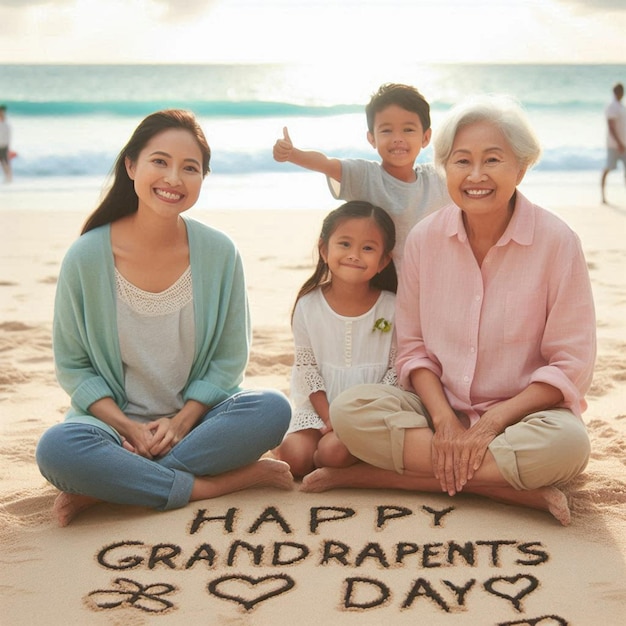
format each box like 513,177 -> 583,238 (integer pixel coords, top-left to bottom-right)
1,187 -> 625,624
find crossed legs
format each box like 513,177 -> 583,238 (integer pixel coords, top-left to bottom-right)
38,389 -> 293,526
301,384 -> 590,526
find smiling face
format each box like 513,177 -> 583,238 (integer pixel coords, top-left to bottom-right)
367,104 -> 431,179
321,217 -> 390,287
125,128 -> 204,218
445,120 -> 526,219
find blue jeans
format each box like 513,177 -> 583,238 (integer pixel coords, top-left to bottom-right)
36,389 -> 291,511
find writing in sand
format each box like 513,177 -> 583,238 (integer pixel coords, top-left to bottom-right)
85,503 -> 569,624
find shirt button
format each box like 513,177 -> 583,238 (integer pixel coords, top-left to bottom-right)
475,295 -> 481,301
463,376 -> 470,382
470,346 -> 476,353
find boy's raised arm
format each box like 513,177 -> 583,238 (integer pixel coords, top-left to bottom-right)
273,126 -> 342,182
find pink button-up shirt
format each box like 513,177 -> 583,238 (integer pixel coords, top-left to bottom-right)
396,192 -> 596,425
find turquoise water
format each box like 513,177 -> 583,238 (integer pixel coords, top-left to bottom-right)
0,63 -> 623,210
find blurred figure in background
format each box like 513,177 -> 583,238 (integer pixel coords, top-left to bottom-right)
0,105 -> 13,183
601,82 -> 625,204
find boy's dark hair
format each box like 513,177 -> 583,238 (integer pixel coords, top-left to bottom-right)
365,83 -> 431,133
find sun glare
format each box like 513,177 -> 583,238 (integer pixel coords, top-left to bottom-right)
0,0 -> 624,64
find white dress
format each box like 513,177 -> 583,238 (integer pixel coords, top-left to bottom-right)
289,288 -> 397,432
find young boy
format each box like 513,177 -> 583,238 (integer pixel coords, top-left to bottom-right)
273,83 -> 450,266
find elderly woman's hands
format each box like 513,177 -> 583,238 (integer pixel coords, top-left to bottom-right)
431,416 -> 499,495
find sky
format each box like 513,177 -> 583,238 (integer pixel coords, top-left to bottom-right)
0,0 -> 624,65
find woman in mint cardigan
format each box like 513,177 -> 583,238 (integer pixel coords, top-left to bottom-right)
36,110 -> 293,526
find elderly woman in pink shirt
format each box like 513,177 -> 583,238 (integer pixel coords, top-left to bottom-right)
302,95 -> 596,526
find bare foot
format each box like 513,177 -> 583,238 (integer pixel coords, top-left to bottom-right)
465,483 -> 572,526
302,469 -> 572,526
191,458 -> 294,501
301,464 -> 411,492
52,492 -> 101,527
542,486 -> 571,526
248,458 -> 295,490
262,449 -> 280,460
301,467 -> 342,492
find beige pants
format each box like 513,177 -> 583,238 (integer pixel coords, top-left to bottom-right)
330,384 -> 590,490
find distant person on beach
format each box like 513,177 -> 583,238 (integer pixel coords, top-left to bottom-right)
0,105 -> 12,183
302,95 -> 596,527
35,109 -> 293,527
272,83 -> 450,267
601,82 -> 626,204
273,201 -> 398,477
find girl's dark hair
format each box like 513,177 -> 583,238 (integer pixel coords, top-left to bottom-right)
292,201 -> 397,321
81,109 -> 211,234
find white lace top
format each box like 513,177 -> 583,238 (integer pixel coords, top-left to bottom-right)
289,288 -> 397,432
115,267 -> 195,422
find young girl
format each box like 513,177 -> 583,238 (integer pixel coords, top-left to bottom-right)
275,201 -> 398,477
35,109 -> 293,526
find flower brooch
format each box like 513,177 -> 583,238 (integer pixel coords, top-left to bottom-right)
372,317 -> 392,333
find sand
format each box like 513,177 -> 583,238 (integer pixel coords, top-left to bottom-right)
1,186 -> 625,624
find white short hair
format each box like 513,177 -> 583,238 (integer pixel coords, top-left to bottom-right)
434,94 -> 542,171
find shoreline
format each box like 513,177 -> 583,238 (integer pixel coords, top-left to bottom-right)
2,169 -> 625,213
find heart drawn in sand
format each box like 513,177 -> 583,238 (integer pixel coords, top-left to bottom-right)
484,574 -> 539,611
207,573 -> 296,611
498,615 -> 568,626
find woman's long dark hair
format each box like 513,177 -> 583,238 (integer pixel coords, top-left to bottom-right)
81,109 -> 211,235
292,201 -> 397,321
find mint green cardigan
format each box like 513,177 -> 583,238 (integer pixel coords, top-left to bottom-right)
53,216 -> 250,439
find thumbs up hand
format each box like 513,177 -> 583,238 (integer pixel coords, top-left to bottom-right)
273,126 -> 294,162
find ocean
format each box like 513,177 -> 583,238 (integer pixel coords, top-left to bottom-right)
1,63 -> 624,211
